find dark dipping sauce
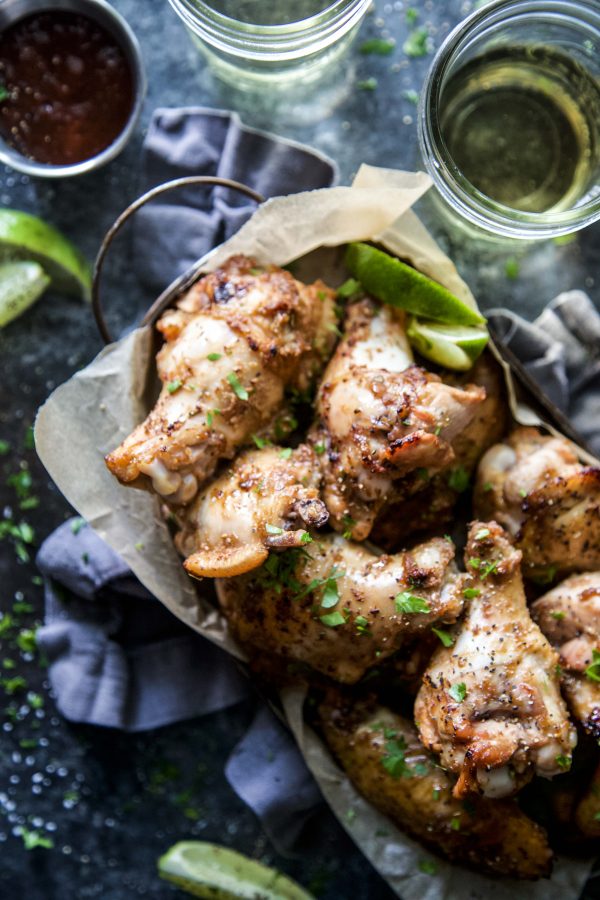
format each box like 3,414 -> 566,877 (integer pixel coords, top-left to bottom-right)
0,11 -> 134,165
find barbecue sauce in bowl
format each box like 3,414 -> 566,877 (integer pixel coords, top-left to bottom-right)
0,11 -> 134,165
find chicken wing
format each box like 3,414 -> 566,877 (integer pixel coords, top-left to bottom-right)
532,572 -> 600,738
474,426 -> 600,579
317,691 -> 552,879
216,534 -> 465,683
105,256 -> 337,506
415,520 -> 576,798
174,444 -> 328,579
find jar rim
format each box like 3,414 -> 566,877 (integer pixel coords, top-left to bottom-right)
418,0 -> 600,238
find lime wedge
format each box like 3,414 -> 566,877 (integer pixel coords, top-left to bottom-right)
0,209 -> 91,299
345,242 -> 485,327
158,842 -> 314,900
407,316 -> 489,371
0,260 -> 50,327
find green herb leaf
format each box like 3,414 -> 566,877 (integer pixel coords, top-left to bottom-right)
337,277 -> 361,298
585,649 -> 600,683
382,737 -> 412,778
265,524 -> 284,535
475,528 -> 490,540
0,439 -> 10,455
252,434 -> 270,449
505,257 -> 520,279
531,565 -> 557,586
483,481 -> 493,492
320,610 -> 346,628
314,443 -> 326,455
70,517 -> 86,535
227,372 -> 249,401
432,627 -> 454,647
206,352 -> 221,361
550,610 -> 565,621
555,754 -> 571,770
360,38 -> 395,56
449,682 -> 467,702
402,89 -> 419,105
447,466 -> 470,492
405,7 -> 418,25
19,827 -> 54,851
463,588 -> 480,599
278,447 -> 293,460
403,27 -> 429,58
450,816 -> 461,831
342,515 -> 356,540
395,592 -> 431,615
0,85 -> 9,103
418,860 -> 437,876
166,379 -> 182,394
355,614 -> 371,635
206,408 -> 220,427
300,532 -> 313,545
357,77 -> 378,91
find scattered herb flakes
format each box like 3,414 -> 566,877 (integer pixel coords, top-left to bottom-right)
418,859 -> 438,876
0,85 -> 9,103
0,614 -> 13,636
518,487 -> 527,498
382,736 -> 412,778
403,27 -> 430,58
206,408 -> 220,427
24,426 -> 35,450
70,517 -> 86,535
449,682 -> 467,702
483,481 -> 493,492
13,599 -> 33,614
468,557 -> 481,570
505,257 -> 520,279
432,627 -> 454,647
278,447 -> 293,460
166,379 -> 182,394
395,592 -> 431,615
81,551 -> 90,565
550,610 -> 565,621
2,675 -> 27,694
342,515 -> 356,540
314,443 -> 326,456
585,649 -> 600,683
432,788 -> 441,801
531,565 -> 557,586
206,352 -> 221,361
300,532 -> 313,545
555,663 -> 563,678
296,567 -> 345,607
16,628 -> 36,653
357,77 -> 378,91
227,372 -> 249,401
402,89 -> 419,105
18,827 -> 54,850
337,277 -> 361,298
0,439 -> 10,455
345,808 -> 357,824
355,614 -> 371,636
481,560 -> 498,578
31,575 -> 43,587
450,816 -> 461,831
359,38 -> 395,55
475,528 -> 490,541
555,754 -> 571,770
463,587 -> 480,599
27,691 -> 43,709
20,496 -> 39,511
2,659 -> 15,669
320,610 -> 346,628
265,524 -> 284,535
447,466 -> 470,492
405,7 -> 419,25
134,541 -> 144,552
7,468 -> 33,499
19,738 -> 37,750
552,233 -> 577,246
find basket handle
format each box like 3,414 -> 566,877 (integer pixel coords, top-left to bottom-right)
91,176 -> 265,344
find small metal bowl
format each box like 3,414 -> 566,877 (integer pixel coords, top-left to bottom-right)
0,0 -> 146,178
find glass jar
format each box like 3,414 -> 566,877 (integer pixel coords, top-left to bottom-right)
167,0 -> 371,87
418,0 -> 600,241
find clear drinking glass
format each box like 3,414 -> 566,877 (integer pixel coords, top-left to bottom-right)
419,0 -> 600,241
167,0 -> 371,87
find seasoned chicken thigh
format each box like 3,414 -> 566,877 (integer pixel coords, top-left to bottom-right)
317,691 -> 552,879
175,444 -> 328,579
475,426 -> 600,579
532,572 -> 600,738
310,298 -> 486,540
106,256 -> 337,505
415,520 -> 576,799
217,534 -> 465,683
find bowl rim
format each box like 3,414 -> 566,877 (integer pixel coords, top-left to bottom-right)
0,0 -> 146,178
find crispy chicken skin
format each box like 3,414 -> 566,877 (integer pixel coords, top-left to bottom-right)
309,298 -> 486,541
474,426 -> 600,579
175,444 -> 328,579
532,572 -> 600,739
415,521 -> 576,798
216,534 -> 465,684
105,256 -> 337,505
317,691 -> 553,879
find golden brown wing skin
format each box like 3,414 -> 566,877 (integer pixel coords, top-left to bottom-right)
415,520 -> 576,798
216,534 -> 465,684
317,691 -> 553,879
105,255 -> 337,505
532,572 -> 600,738
175,444 -> 328,579
309,298 -> 485,541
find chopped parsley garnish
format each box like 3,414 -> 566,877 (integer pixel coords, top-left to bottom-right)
481,560 -> 498,578
381,736 -> 412,778
357,77 -> 378,91
0,85 -> 9,103
252,434 -> 270,449
418,860 -> 437,876
432,627 -> 454,647
206,408 -> 220,427
395,592 -> 431,615
585,649 -> 600,683
475,528 -> 490,540
227,372 -> 249,401
402,89 -> 419,105
0,439 -> 10,455
70,517 -> 86,535
518,488 -> 527,498
505,257 -> 520,279
359,38 -> 395,55
134,541 -> 144,551
342,515 -> 356,539
7,469 -> 32,499
447,466 -> 469,492
550,610 -> 565,621
449,682 -> 467,702
206,352 -> 221,361
531,565 -> 557,586
337,277 -> 361,298
320,610 -> 346,628
468,557 -> 480,569
16,629 -> 36,653
314,443 -> 326,455
265,524 -> 284,535
278,447 -> 293,460
355,615 -> 371,636
166,379 -> 182,394
463,588 -> 480,599
483,481 -> 493,492
405,7 -> 418,25
555,754 -> 571,770
296,567 -> 345,607
300,532 -> 313,545
403,26 -> 429,57
450,816 -> 461,831
249,267 -> 264,276
18,827 -> 54,851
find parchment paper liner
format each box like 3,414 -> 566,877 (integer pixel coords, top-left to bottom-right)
35,165 -> 595,898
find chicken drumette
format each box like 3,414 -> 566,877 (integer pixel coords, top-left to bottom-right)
415,520 -> 576,798
175,444 -> 328,579
216,534 -> 465,683
309,298 -> 486,541
317,691 -> 552,879
532,572 -> 600,739
475,426 -> 600,580
106,256 -> 337,506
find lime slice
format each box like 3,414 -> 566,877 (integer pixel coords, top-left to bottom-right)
407,316 -> 489,371
0,260 -> 50,327
158,842 -> 314,900
0,209 -> 91,299
345,242 -> 485,327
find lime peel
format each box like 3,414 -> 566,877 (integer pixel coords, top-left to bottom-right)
0,260 -> 50,327
158,841 -> 315,900
407,316 -> 489,371
345,242 -> 485,327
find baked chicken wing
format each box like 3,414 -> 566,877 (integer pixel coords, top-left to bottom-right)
105,256 -> 337,506
532,572 -> 600,738
415,520 -> 576,798
216,534 -> 465,683
175,444 -> 328,579
317,691 -> 552,879
309,298 -> 486,541
474,426 -> 600,580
